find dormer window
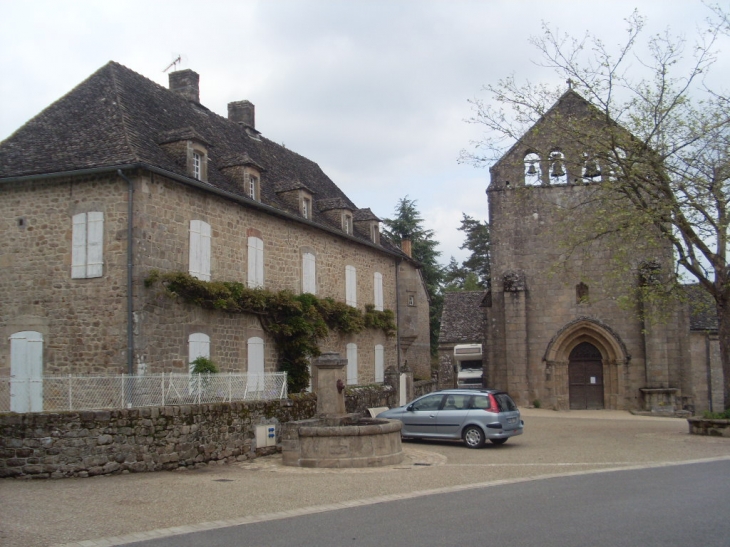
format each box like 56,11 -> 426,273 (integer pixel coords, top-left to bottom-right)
302,197 -> 311,219
244,169 -> 261,202
158,127 -> 210,183
371,223 -> 380,244
218,153 -> 264,200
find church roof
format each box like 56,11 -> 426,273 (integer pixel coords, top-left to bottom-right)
438,291 -> 487,344
0,61 -> 406,256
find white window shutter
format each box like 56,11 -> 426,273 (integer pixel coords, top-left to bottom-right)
255,238 -> 264,287
346,343 -> 358,385
10,331 -> 44,412
346,265 -> 357,307
374,272 -> 383,311
72,213 -> 87,279
248,337 -> 265,391
86,212 -> 104,278
189,220 -> 202,279
200,221 -> 211,281
302,252 -> 316,294
375,344 -> 384,383
248,237 -> 264,288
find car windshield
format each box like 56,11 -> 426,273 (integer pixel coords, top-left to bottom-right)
494,392 -> 517,411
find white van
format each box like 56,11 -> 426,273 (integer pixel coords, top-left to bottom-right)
453,344 -> 483,388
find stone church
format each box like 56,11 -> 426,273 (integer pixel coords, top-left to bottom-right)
483,90 -> 723,414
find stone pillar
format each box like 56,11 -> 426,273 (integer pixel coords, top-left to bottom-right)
313,352 -> 347,416
503,270 -> 529,406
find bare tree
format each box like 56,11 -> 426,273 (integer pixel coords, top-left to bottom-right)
462,7 -> 730,408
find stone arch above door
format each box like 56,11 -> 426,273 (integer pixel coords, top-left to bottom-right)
542,318 -> 630,410
544,317 -> 630,365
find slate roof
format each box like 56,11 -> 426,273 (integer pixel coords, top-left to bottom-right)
0,61 -> 406,256
438,291 -> 487,345
685,284 -> 719,332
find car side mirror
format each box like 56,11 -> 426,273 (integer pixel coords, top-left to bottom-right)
406,404 -> 414,412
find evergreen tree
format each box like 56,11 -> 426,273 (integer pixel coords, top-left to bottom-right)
457,214 -> 491,289
383,196 -> 444,355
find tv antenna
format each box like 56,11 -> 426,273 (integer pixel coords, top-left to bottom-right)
163,55 -> 182,73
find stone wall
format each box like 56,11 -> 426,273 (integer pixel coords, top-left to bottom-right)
0,380 -> 428,480
687,418 -> 730,437
0,395 -> 316,479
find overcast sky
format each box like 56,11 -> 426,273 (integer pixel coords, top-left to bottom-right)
1,0 -> 726,264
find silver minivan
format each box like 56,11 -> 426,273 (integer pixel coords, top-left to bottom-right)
377,389 -> 523,448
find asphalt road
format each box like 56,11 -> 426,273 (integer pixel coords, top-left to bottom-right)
126,459 -> 730,547
1,409 -> 729,547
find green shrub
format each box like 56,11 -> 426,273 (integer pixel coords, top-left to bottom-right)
190,356 -> 219,374
702,409 -> 730,419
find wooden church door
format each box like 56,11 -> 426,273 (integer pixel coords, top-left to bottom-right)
568,342 -> 604,410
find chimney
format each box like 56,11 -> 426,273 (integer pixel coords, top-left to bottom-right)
401,239 -> 412,258
228,100 -> 255,128
169,69 -> 200,103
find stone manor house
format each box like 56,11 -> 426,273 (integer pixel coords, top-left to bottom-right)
0,62 -> 431,397
483,90 -> 724,414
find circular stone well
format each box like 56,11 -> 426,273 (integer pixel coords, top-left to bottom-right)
282,415 -> 404,468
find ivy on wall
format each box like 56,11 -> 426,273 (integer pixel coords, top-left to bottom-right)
145,271 -> 396,393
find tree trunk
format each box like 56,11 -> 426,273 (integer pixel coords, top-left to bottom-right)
715,295 -> 730,410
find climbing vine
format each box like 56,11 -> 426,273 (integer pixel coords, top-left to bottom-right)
145,271 -> 396,392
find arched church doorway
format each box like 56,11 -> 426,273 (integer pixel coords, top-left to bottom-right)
569,342 -> 604,409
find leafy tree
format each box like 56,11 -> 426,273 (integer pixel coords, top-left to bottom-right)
383,196 -> 444,355
462,7 -> 730,408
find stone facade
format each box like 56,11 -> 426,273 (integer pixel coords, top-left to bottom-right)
0,62 -> 431,401
485,91 -> 720,413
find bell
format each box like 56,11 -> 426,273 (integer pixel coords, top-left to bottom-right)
584,160 -> 601,179
551,161 -> 565,178
526,163 -> 537,176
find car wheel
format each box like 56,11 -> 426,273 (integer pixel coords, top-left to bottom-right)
490,438 -> 507,446
462,426 -> 485,449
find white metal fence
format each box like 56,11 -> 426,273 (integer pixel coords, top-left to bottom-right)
0,372 -> 288,413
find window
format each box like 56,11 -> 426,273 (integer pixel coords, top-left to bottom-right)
343,214 -> 352,235
346,343 -> 358,385
188,332 -> 210,374
72,212 -> 104,278
346,265 -> 357,307
302,252 -> 316,294
412,394 -> 443,411
302,197 -> 311,219
247,236 -> 264,288
192,151 -> 202,180
375,344 -> 384,383
247,337 -> 265,391
408,294 -> 415,307
10,331 -> 43,412
373,272 -> 383,311
189,220 -> 211,281
248,175 -> 258,200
